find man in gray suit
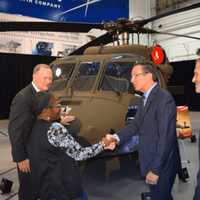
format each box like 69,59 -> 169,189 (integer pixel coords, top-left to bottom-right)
105,62 -> 179,200
8,64 -> 53,199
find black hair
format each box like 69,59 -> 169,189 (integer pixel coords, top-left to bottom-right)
33,92 -> 52,115
134,61 -> 158,82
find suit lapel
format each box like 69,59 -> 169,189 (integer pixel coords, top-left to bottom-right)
30,84 -> 37,94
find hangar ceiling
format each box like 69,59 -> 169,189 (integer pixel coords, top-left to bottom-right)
0,0 -> 199,61
152,0 -> 200,61
129,0 -> 200,61
156,0 -> 199,14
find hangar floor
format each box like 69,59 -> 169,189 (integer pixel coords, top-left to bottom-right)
0,112 -> 200,200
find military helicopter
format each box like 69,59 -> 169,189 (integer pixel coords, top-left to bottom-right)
49,42 -> 170,147
1,2 -> 200,154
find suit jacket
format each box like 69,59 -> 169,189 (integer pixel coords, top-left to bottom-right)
117,84 -> 179,177
8,83 -> 36,162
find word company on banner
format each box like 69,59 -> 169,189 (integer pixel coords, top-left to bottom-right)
19,0 -> 61,9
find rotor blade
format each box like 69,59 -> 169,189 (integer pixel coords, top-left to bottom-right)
70,31 -> 115,55
141,28 -> 200,40
0,21 -> 103,32
138,2 -> 200,26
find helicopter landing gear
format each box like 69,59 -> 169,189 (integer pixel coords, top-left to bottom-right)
0,178 -> 13,194
141,192 -> 151,200
178,167 -> 190,182
191,135 -> 197,143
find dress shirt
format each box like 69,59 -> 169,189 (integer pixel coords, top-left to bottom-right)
32,82 -> 40,92
143,82 -> 157,106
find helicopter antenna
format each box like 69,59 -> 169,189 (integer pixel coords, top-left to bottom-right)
147,33 -> 150,47
116,30 -> 120,46
131,33 -> 134,45
137,32 -> 140,44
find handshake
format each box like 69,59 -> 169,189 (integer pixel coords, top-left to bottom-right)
100,134 -> 119,150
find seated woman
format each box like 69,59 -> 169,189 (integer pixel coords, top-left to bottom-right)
28,92 -> 109,200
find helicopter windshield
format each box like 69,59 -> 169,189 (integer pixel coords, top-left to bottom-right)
73,61 -> 100,91
51,63 -> 75,91
100,62 -> 134,93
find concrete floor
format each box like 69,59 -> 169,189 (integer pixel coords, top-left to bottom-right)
0,112 -> 200,200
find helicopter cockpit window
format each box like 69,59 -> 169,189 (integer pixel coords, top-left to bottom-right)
73,62 -> 100,91
100,62 -> 134,93
50,63 -> 75,91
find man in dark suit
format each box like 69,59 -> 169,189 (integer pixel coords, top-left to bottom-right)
105,62 -> 179,200
8,64 -> 53,199
192,58 -> 200,200
9,63 -> 86,200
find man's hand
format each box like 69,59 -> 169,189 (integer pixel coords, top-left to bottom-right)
145,171 -> 159,185
60,115 -> 75,125
17,159 -> 30,173
101,134 -> 118,150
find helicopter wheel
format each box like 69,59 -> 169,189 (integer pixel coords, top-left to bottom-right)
141,192 -> 151,200
191,135 -> 197,143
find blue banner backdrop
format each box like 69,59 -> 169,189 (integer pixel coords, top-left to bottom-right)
0,0 -> 129,23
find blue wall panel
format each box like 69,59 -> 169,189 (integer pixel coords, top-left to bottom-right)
0,0 -> 129,23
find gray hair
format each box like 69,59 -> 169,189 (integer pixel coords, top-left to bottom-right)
33,64 -> 51,74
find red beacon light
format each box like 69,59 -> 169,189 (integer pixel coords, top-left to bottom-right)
151,45 -> 165,65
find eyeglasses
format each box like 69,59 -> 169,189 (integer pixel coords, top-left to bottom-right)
132,72 -> 147,79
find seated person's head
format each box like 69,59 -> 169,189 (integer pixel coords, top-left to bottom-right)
33,92 -> 61,121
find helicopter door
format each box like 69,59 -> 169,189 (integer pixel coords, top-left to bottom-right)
100,62 -> 134,94
73,61 -> 100,92
50,63 -> 75,91
88,61 -> 136,135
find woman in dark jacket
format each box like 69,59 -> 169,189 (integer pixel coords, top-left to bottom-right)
28,92 -> 109,200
